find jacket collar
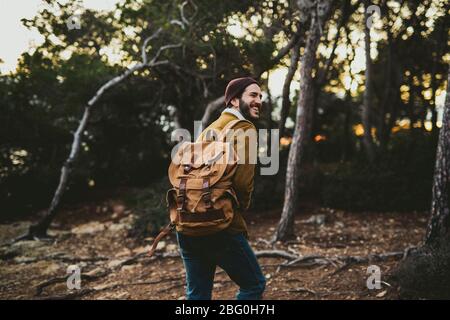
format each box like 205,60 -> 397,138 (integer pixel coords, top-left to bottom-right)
221,107 -> 246,121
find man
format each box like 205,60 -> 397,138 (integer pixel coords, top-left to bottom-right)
176,77 -> 267,300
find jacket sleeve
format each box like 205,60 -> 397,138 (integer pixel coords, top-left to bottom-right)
231,121 -> 257,212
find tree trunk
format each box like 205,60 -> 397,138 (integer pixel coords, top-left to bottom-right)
430,54 -> 438,136
341,91 -> 352,162
362,0 -> 376,163
273,2 -> 332,242
310,0 -> 353,145
279,42 -> 301,138
378,30 -> 392,150
424,70 -> 450,247
382,49 -> 402,149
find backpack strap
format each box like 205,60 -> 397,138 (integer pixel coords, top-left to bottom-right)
147,221 -> 175,257
176,178 -> 187,213
202,177 -> 212,210
148,179 -> 187,257
219,119 -> 254,142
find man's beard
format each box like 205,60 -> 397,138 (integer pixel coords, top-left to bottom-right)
238,98 -> 259,121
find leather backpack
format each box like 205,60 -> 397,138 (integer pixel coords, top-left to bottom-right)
148,119 -> 252,256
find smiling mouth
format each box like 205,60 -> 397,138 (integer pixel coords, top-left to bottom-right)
251,106 -> 260,114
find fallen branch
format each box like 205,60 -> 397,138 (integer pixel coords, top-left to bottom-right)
35,270 -> 111,296
12,253 -> 109,264
286,288 -> 369,298
35,288 -> 96,300
255,250 -> 299,260
285,287 -> 317,296
254,246 -> 418,274
256,238 -> 275,247
34,251 -> 179,296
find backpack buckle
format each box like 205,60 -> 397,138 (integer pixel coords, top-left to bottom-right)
202,177 -> 212,209
183,164 -> 192,174
176,194 -> 186,212
202,191 -> 212,209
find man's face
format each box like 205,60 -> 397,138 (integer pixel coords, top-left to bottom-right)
231,83 -> 262,120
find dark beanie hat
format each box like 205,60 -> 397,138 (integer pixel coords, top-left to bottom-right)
224,77 -> 258,106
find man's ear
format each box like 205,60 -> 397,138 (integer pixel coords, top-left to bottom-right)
230,97 -> 239,108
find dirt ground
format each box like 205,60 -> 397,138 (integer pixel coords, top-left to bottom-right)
0,199 -> 428,300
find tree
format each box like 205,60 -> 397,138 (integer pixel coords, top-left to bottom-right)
273,0 -> 334,242
279,42 -> 300,138
361,0 -> 376,163
424,69 -> 450,247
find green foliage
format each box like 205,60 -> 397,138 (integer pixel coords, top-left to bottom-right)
321,131 -> 437,212
1,0 -> 447,223
1,0 -> 289,221
0,50 -> 170,220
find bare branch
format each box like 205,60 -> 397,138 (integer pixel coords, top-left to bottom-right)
141,27 -> 163,64
149,43 -> 182,66
170,19 -> 185,29
201,95 -> 225,128
187,0 -> 198,21
151,60 -> 170,67
180,1 -> 190,26
179,0 -> 198,27
87,63 -> 144,107
263,32 -> 302,77
253,246 -> 418,273
255,250 -> 299,260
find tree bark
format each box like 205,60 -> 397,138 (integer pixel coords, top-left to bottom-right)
273,1 -> 333,242
279,42 -> 301,138
424,70 -> 450,247
378,26 -> 392,150
380,38 -> 402,150
430,50 -> 438,136
362,0 -> 376,163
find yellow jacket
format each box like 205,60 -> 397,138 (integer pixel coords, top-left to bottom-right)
196,108 -> 257,238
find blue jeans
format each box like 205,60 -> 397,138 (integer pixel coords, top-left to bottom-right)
176,230 -> 266,300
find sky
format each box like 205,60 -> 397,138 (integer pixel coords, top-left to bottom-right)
0,0 -> 118,74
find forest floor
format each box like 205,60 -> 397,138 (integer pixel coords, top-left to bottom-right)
0,198 -> 428,300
